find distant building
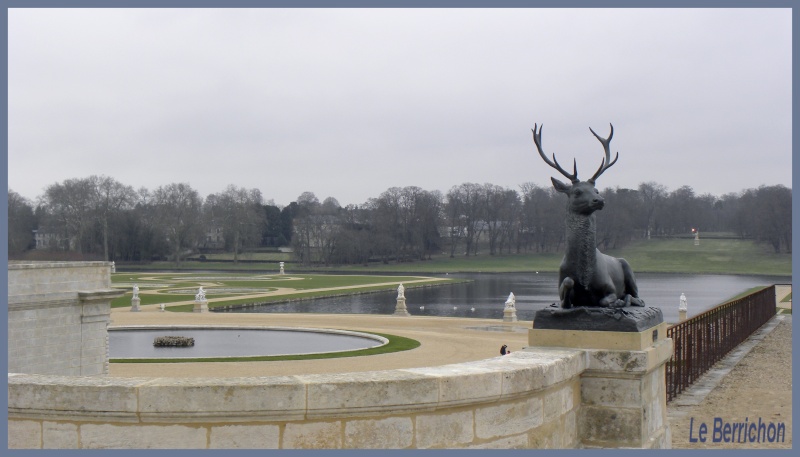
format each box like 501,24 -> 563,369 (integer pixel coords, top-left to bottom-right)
33,228 -> 73,250
200,224 -> 225,250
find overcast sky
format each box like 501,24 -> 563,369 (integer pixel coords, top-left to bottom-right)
7,8 -> 792,207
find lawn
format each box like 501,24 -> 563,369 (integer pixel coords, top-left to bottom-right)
323,238 -> 791,276
110,272 -> 461,310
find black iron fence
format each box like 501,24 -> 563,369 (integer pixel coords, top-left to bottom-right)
666,285 -> 777,402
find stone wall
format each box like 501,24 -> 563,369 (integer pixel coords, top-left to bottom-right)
7,261 -> 123,376
8,349 -> 585,449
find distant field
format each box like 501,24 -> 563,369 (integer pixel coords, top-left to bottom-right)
328,238 -> 790,276
118,237 -> 790,276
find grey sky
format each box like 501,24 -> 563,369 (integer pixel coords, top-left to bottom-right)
7,8 -> 792,207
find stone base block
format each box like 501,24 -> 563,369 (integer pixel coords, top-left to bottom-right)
529,322 -> 668,351
533,305 -> 664,332
193,301 -> 208,313
393,298 -> 410,316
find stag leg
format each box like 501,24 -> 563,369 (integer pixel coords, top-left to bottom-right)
620,259 -> 645,307
559,277 -> 574,309
599,293 -> 625,308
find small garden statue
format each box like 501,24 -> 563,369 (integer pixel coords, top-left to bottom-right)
503,292 -> 517,322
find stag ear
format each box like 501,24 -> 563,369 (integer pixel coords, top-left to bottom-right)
551,177 -> 571,194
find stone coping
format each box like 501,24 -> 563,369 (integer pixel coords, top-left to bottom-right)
8,347 -> 585,423
8,261 -> 111,269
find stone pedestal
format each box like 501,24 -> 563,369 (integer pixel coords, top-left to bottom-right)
394,298 -> 410,316
193,299 -> 209,313
130,296 -> 141,312
503,306 -> 517,322
529,321 -> 673,449
678,309 -> 687,322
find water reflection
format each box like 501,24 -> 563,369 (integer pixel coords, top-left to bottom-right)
109,328 -> 381,358
222,273 -> 789,324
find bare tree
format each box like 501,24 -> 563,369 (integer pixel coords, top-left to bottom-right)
152,183 -> 203,266
40,177 -> 96,253
292,192 -> 342,266
89,175 -> 136,261
637,181 -> 667,238
738,185 -> 792,253
8,189 -> 37,254
446,183 -> 485,256
483,184 -> 519,255
444,185 -> 465,258
519,183 -> 563,253
206,185 -> 264,263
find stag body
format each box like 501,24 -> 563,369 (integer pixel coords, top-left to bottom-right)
533,123 -> 642,309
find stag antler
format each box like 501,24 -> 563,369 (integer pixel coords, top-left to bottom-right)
588,123 -> 619,183
532,123 -> 579,183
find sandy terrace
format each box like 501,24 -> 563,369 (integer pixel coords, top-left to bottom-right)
108,307 -> 531,378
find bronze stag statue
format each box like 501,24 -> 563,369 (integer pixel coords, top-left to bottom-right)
532,123 -> 644,309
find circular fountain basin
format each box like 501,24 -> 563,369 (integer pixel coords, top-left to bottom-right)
109,326 -> 388,359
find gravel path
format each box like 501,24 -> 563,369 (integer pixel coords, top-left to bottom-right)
669,316 -> 792,449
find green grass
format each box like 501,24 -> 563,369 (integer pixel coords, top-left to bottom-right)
109,331 -> 420,363
602,238 -> 791,276
781,292 -> 792,303
110,272 -> 461,310
321,238 -> 791,276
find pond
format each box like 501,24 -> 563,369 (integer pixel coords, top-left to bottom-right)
219,273 -> 790,324
109,327 -> 386,359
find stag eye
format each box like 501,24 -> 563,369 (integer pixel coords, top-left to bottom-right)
574,190 -> 582,196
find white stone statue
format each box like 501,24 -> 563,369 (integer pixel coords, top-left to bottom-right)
111,261 -> 116,273
679,293 -> 688,312
160,303 -> 165,312
504,292 -> 516,309
503,292 -> 517,322
196,286 -> 206,302
279,261 -> 285,275
130,284 -> 141,312
397,283 -> 405,299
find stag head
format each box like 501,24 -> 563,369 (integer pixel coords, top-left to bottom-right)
531,123 -> 619,215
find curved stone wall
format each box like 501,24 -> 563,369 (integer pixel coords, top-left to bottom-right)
8,348 -> 585,449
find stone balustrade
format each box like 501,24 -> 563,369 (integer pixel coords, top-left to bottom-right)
8,348 -> 585,449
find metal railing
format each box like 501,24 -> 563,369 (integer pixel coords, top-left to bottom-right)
666,285 -> 777,402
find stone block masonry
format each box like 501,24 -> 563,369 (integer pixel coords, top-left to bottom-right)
8,262 -> 124,376
8,349 -> 586,449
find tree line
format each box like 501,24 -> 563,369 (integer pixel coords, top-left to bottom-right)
7,176 -> 792,265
